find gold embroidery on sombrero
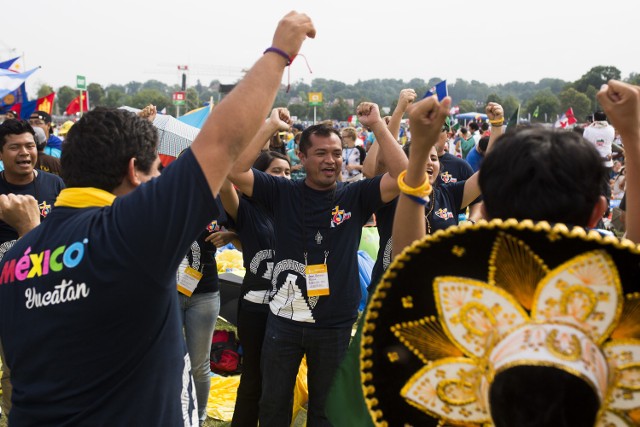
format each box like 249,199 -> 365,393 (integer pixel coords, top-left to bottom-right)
391,316 -> 463,364
611,294 -> 640,339
397,244 -> 634,426
531,251 -> 622,345
488,232 -> 548,310
361,220 -> 640,426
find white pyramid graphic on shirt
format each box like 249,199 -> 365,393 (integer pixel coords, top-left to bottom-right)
271,272 -> 315,323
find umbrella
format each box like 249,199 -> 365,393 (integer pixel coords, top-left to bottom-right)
119,106 -> 200,161
456,112 -> 488,121
177,104 -> 212,129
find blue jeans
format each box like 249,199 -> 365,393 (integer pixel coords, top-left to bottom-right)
179,291 -> 220,424
259,314 -> 352,427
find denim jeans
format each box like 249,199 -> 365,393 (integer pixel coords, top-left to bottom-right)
179,291 -> 220,425
259,314 -> 352,427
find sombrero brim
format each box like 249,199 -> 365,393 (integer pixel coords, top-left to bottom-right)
361,219 -> 640,426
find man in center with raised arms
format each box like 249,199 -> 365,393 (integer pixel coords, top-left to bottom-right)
228,102 -> 407,425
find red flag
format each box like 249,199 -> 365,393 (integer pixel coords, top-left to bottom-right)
35,92 -> 55,114
565,107 -> 577,125
64,92 -> 89,115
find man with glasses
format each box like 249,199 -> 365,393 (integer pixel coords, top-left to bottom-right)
29,111 -> 62,157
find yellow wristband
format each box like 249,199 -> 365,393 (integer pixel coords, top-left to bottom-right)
489,119 -> 504,126
397,170 -> 433,198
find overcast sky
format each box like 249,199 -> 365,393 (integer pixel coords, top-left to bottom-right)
4,0 -> 640,95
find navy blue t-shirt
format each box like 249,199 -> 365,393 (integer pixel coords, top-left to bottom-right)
252,172 -> 383,328
0,149 -> 216,426
0,170 -> 65,244
230,196 -> 276,312
429,181 -> 466,231
370,182 -> 466,290
438,152 -> 473,185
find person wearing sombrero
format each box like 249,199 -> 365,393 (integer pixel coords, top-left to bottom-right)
359,81 -> 640,426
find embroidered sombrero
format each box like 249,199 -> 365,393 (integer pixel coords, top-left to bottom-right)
361,219 -> 640,427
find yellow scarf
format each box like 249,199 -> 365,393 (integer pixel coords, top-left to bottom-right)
54,187 -> 116,208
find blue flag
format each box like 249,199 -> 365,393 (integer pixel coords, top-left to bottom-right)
0,67 -> 39,99
422,80 -> 448,101
0,83 -> 27,109
0,56 -> 20,71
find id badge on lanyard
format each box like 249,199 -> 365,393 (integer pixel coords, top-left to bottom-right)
305,250 -> 330,297
177,266 -> 203,297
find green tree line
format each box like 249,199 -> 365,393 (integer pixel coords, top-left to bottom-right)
38,65 -> 640,123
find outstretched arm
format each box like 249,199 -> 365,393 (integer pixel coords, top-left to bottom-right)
227,108 -> 292,197
357,102 -> 408,202
597,80 -> 640,243
460,102 -> 504,209
392,96 -> 451,257
362,89 -> 416,178
190,12 -> 315,197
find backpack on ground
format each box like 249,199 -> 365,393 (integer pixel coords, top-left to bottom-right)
210,329 -> 242,376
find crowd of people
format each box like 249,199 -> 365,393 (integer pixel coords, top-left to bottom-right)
0,10 -> 638,427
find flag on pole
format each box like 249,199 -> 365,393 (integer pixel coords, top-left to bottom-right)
553,107 -> 577,128
533,105 -> 539,118
0,56 -> 22,72
422,80 -> 448,101
65,92 -> 89,115
0,83 -> 27,109
0,67 -> 39,98
347,114 -> 359,126
35,92 -> 55,114
8,92 -> 55,119
506,105 -> 520,132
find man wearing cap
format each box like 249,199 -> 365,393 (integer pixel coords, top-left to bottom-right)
29,110 -> 62,158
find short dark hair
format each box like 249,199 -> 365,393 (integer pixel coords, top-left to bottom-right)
298,123 -> 341,154
593,111 -> 607,121
468,122 -> 480,132
61,108 -> 158,191
253,150 -> 291,172
478,136 -> 490,153
0,119 -> 35,150
479,127 -> 604,227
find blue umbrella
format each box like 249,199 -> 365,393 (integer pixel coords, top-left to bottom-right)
177,104 -> 212,129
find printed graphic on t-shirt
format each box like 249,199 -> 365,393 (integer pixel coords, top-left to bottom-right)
440,171 -> 457,184
206,220 -> 221,233
270,259 -> 317,323
39,201 -> 52,217
382,238 -> 393,271
331,205 -> 352,228
435,208 -> 454,220
0,237 -> 92,309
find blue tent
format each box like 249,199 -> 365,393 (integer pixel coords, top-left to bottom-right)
177,104 -> 212,129
456,112 -> 488,121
